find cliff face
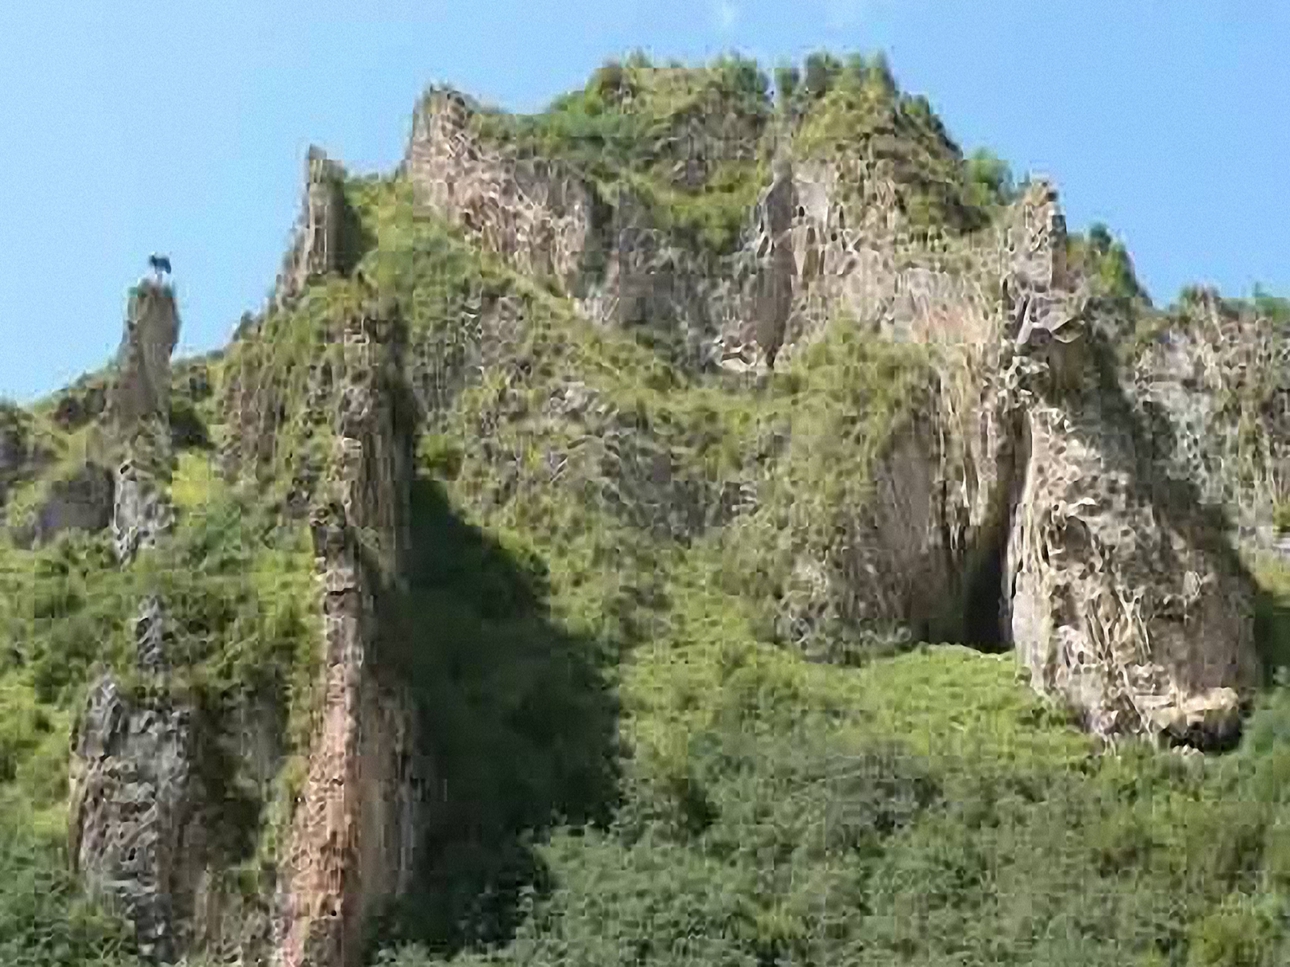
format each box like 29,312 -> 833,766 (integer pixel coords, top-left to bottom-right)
405,89 -> 597,293
404,88 -> 1260,747
7,55 -> 1285,967
68,279 -> 198,963
274,307 -> 423,967
68,272 -> 425,967
271,147 -> 358,313
723,170 -> 1258,742
404,89 -> 722,366
1129,290 -> 1290,551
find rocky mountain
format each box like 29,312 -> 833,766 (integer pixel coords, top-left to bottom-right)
0,52 -> 1288,967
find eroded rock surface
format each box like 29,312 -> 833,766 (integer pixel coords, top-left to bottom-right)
274,308 -> 424,967
69,277 -> 200,964
715,168 -> 1260,744
406,88 -> 596,291
15,462 -> 115,547
995,185 -> 1257,746
271,147 -> 356,312
405,88 -> 718,363
1129,289 -> 1290,547
110,279 -> 180,562
69,674 -> 204,964
405,91 -> 1262,743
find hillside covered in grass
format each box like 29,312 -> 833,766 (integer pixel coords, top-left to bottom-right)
1,51 -> 1289,967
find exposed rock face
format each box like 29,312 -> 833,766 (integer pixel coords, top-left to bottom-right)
1129,290 -> 1290,547
712,168 -> 1260,744
110,279 -> 180,562
717,157 -> 984,370
69,278 -> 201,964
404,88 -> 718,362
68,674 -> 206,964
50,373 -> 111,432
113,455 -> 174,562
995,186 -> 1257,745
406,88 -> 596,291
3,395 -> 108,545
271,147 -> 355,312
274,307 -> 423,967
406,105 -> 1261,742
110,282 -> 180,438
575,185 -> 717,364
16,462 -> 115,547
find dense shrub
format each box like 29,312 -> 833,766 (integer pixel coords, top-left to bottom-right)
0,808 -> 141,967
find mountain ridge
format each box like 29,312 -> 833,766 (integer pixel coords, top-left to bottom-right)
0,51 -> 1288,967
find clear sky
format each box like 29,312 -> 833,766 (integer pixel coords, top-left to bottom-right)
1,0 -> 1287,401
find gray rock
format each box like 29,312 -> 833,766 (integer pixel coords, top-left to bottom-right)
69,676 -> 203,965
113,456 -> 174,563
269,147 -> 353,312
14,462 -> 115,547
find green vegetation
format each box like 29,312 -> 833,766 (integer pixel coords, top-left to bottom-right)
462,49 -> 1018,262
1275,502 -> 1290,535
0,445 -> 318,963
0,808 -> 141,967
464,53 -> 771,261
789,52 -> 1003,234
1070,221 -> 1150,312
1,49 -> 1288,967
347,167 -> 1290,967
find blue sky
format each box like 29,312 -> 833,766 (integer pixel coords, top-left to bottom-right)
1,0 -> 1287,401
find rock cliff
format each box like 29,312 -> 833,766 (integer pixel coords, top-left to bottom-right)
405,89 -> 597,294
5,53 -> 1285,967
273,305 -> 424,967
69,279 -> 197,963
270,147 -> 359,313
1129,287 -> 1290,551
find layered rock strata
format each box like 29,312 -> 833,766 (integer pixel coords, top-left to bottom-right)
271,147 -> 355,312
273,307 -> 424,967
69,280 -> 198,963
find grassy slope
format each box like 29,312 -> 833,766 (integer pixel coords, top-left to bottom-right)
0,53 -> 1287,967
346,158 -> 1290,966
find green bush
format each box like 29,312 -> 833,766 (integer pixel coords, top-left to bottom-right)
0,809 -> 141,967
1274,501 -> 1290,534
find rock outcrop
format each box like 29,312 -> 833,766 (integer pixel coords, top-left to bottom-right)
997,189 -> 1258,742
2,399 -> 110,546
45,66 -> 1281,967
68,673 -> 208,963
69,278 -> 202,963
13,462 -> 115,547
985,185 -> 1257,745
273,306 -> 424,967
109,279 -> 180,562
404,88 -> 717,363
405,89 -> 597,293
402,80 -> 1262,744
710,165 -> 1261,744
270,147 -> 356,312
1129,288 -> 1290,550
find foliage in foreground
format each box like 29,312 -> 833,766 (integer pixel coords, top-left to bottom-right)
1,48 -> 1289,967
0,807 -> 140,967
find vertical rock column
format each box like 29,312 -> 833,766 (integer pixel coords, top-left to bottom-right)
1000,183 -> 1260,746
269,146 -> 351,313
68,279 -> 199,964
275,307 -> 423,967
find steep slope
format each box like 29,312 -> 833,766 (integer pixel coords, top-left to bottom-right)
0,51 -> 1288,967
